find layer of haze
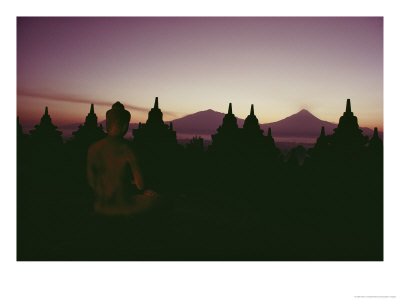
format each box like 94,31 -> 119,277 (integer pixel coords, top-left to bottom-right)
17,17 -> 383,130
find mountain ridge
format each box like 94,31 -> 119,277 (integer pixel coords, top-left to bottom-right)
164,108 -> 379,139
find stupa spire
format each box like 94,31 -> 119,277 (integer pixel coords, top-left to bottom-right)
268,128 -> 272,137
332,98 -> 367,147
30,106 -> 62,144
228,103 -> 232,114
373,127 -> 379,138
72,102 -> 105,143
132,98 -> 177,146
320,126 -> 325,137
346,99 -> 351,113
368,127 -> 383,151
250,104 -> 254,116
83,103 -> 98,128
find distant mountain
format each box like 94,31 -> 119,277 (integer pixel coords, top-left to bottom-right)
166,108 -> 378,139
166,109 -> 244,135
259,109 -> 375,138
33,108 -> 381,142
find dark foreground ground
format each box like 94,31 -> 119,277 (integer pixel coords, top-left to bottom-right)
17,177 -> 383,261
17,142 -> 383,261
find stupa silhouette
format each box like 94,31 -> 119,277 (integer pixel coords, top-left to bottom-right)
17,116 -> 27,141
306,126 -> 331,166
368,127 -> 383,153
243,104 -> 263,140
263,128 -> 280,153
72,104 -> 106,145
146,97 -> 164,127
265,128 -> 275,146
330,99 -> 368,149
313,126 -> 329,152
29,106 -> 62,145
211,103 -> 240,150
241,104 -> 279,155
220,102 -> 239,132
132,97 -> 177,147
17,116 -> 29,159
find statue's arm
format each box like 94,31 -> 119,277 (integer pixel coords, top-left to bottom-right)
128,151 -> 144,191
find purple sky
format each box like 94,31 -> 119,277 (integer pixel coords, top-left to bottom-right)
17,17 -> 383,129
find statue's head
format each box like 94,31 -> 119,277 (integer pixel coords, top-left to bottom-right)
106,102 -> 131,137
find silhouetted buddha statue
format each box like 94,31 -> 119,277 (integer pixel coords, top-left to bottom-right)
72,104 -> 106,146
29,106 -> 63,145
211,103 -> 240,150
87,101 -> 159,215
331,99 -> 368,149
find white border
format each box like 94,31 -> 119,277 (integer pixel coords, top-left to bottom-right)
2,1 -> 399,300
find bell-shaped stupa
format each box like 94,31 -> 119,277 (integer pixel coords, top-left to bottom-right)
132,97 -> 177,147
368,127 -> 383,152
211,102 -> 240,150
29,106 -> 63,145
72,104 -> 106,145
331,99 -> 368,148
243,104 -> 263,136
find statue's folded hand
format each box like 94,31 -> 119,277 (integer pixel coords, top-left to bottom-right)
143,189 -> 159,197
